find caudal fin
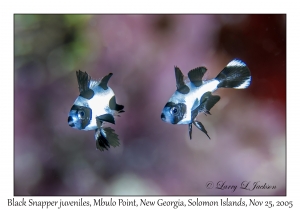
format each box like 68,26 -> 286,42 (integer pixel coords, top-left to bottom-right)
215,59 -> 251,89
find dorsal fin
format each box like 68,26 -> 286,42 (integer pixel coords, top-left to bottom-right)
76,70 -> 91,93
99,73 -> 113,90
188,67 -> 207,87
174,66 -> 190,94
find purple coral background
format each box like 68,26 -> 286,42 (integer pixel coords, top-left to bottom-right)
14,14 -> 286,195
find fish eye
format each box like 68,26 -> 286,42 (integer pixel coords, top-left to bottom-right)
77,110 -> 85,119
170,107 -> 179,116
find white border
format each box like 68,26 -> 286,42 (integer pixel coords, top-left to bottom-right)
1,0 -> 298,209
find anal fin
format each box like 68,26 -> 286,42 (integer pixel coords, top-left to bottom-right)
95,127 -> 120,151
95,129 -> 110,151
100,127 -> 120,148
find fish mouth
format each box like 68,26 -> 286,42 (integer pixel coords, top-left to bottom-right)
68,116 -> 75,127
161,113 -> 166,121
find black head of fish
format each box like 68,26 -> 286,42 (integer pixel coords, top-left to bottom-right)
68,104 -> 92,130
161,102 -> 186,124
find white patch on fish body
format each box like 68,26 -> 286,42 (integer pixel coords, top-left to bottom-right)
87,86 -> 115,130
73,85 -> 115,131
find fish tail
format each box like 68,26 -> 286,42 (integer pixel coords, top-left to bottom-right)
215,59 -> 251,89
95,127 -> 120,151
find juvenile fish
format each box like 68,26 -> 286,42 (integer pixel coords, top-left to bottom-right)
68,70 -> 124,151
161,59 -> 251,139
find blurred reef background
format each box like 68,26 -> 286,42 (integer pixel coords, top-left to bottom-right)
14,14 -> 286,195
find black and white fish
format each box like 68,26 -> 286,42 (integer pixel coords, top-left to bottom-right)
68,70 -> 124,151
161,59 -> 251,139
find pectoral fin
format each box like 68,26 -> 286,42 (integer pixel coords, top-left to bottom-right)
96,114 -> 115,124
191,92 -> 219,120
174,66 -> 190,94
109,96 -> 124,112
193,121 -> 210,139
